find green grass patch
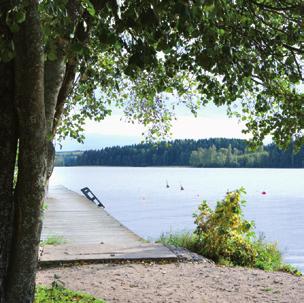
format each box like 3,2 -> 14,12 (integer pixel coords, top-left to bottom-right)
252,237 -> 287,272
41,235 -> 66,246
158,231 -> 200,252
158,231 -> 301,276
35,286 -> 105,303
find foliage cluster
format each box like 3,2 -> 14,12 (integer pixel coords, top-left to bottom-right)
2,0 -> 302,147
55,138 -> 304,168
35,285 -> 105,303
55,0 -> 303,149
159,189 -> 301,275
193,188 -> 257,266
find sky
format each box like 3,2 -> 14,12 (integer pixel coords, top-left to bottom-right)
56,103 -> 254,151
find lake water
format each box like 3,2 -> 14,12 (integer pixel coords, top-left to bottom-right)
50,167 -> 304,272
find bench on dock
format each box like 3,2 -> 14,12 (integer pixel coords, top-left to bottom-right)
81,187 -> 105,208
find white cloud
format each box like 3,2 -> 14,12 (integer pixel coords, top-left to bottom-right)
85,116 -> 145,136
84,114 -> 249,140
171,116 -> 248,139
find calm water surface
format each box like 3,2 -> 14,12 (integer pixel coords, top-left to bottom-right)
50,167 -> 304,272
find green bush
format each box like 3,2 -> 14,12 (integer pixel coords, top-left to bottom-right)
253,236 -> 282,271
193,188 -> 256,266
253,236 -> 301,275
159,189 -> 301,275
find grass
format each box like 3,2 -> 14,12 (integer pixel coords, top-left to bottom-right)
41,235 -> 66,246
252,238 -> 287,272
35,286 -> 105,303
158,231 -> 200,252
158,231 -> 302,276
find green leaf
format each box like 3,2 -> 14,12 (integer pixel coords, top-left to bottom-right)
86,5 -> 96,17
82,0 -> 96,16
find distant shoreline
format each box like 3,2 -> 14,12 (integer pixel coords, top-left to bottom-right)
55,138 -> 304,168
54,165 -> 304,169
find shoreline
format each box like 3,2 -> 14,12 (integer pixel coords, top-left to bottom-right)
54,165 -> 304,169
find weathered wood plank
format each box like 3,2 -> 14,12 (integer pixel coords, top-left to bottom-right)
40,186 -> 177,264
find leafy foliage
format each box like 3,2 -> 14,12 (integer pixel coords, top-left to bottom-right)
159,189 -> 302,275
1,0 -> 303,146
252,236 -> 285,272
193,188 -> 257,266
35,285 -> 105,303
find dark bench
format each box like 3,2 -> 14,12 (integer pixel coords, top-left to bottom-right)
81,187 -> 105,208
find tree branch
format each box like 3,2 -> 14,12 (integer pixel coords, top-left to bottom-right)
250,0 -> 302,12
45,57 -> 66,135
52,11 -> 92,136
52,60 -> 78,136
283,44 -> 303,55
291,51 -> 303,80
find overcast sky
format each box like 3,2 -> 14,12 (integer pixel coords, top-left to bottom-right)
55,103 -> 254,151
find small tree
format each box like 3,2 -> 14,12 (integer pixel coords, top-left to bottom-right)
193,188 -> 257,266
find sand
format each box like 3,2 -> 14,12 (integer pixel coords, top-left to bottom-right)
37,260 -> 304,303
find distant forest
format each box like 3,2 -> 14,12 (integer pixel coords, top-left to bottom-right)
55,138 -> 304,168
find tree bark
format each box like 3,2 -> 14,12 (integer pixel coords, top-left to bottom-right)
44,58 -> 66,182
45,58 -> 66,135
5,1 -> 47,302
0,62 -> 17,303
1,1 -> 91,301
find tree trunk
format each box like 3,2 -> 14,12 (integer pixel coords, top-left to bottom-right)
0,1 -> 83,301
0,62 -> 17,303
45,58 -> 66,135
44,58 -> 66,182
5,1 -> 47,302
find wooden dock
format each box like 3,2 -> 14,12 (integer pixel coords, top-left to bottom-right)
40,186 -> 177,265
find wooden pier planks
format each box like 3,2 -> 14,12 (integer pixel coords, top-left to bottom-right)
40,186 -> 177,264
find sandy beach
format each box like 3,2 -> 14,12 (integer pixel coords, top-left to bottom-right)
37,260 -> 304,303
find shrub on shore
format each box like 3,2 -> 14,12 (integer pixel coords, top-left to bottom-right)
159,189 -> 301,276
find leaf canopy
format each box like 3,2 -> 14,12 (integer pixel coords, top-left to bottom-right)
0,0 -> 303,147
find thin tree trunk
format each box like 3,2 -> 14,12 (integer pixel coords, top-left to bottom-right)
0,62 -> 17,303
44,58 -> 66,182
5,1 -> 46,302
45,58 -> 66,135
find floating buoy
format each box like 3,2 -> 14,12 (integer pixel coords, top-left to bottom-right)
261,191 -> 267,195
166,180 -> 170,188
180,185 -> 184,191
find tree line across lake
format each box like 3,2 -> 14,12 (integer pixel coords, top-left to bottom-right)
55,138 -> 304,168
